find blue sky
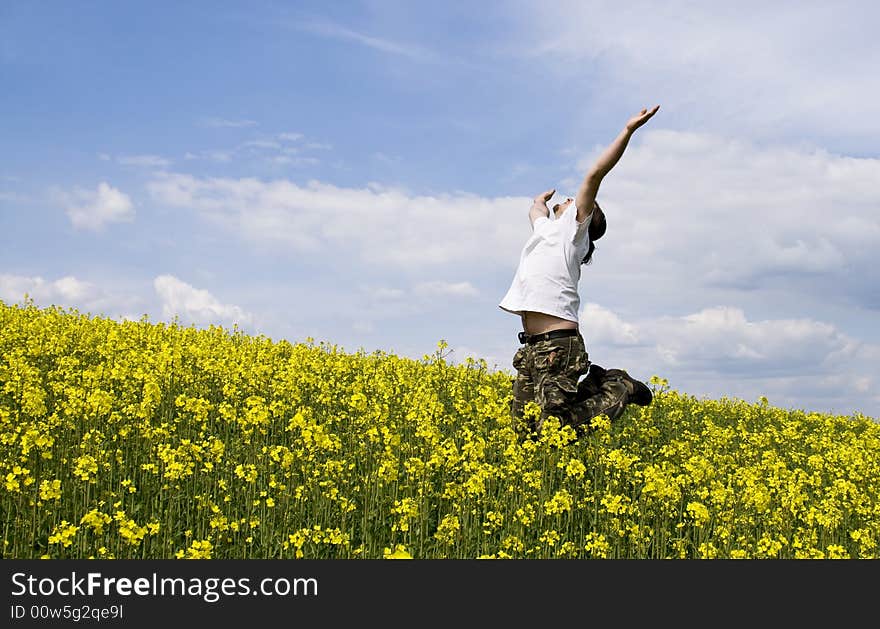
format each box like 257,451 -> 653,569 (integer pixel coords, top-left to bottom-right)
2,0 -> 879,418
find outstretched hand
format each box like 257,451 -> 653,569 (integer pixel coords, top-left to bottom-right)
625,105 -> 660,132
533,188 -> 555,204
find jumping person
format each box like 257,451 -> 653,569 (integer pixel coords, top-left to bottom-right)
499,105 -> 660,438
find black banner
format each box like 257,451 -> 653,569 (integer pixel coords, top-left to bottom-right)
0,559 -> 872,626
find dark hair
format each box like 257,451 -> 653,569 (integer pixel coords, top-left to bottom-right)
582,202 -> 606,265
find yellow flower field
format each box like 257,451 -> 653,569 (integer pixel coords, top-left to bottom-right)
1,299 -> 878,559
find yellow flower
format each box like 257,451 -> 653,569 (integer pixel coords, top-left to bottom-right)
383,544 -> 412,559
48,521 -> 78,548
563,458 -> 586,480
434,514 -> 460,545
80,509 -> 112,534
39,479 -> 62,501
826,545 -> 850,559
73,455 -> 99,482
179,540 -> 213,559
544,490 -> 573,516
686,502 -> 711,527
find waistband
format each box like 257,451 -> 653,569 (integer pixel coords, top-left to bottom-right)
518,328 -> 579,345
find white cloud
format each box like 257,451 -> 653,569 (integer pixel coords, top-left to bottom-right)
575,302 -> 877,416
184,150 -> 234,163
515,1 -> 880,146
568,129 -> 880,309
147,129 -> 880,312
579,302 -> 640,346
117,154 -> 171,168
0,273 -> 255,333
0,273 -> 144,320
179,133 -> 328,167
448,344 -> 504,369
62,182 -> 135,230
414,281 -> 479,298
153,274 -> 253,328
147,172 -> 527,268
580,303 -> 861,377
269,156 -> 319,167
0,274 -> 98,305
52,276 -> 95,302
354,283 -> 480,323
651,306 -> 859,373
241,139 -> 282,151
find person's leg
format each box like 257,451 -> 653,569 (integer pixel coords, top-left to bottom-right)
571,368 -> 653,434
510,345 -> 537,438
533,335 -> 591,433
572,375 -> 630,429
575,363 -> 606,402
605,369 -> 653,406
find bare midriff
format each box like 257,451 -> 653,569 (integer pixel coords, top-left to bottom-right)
521,311 -> 579,336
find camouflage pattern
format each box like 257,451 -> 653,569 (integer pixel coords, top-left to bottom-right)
511,334 -> 632,437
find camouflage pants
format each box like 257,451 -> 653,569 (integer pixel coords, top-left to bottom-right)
510,333 -> 630,437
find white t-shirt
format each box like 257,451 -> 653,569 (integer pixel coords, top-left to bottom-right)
499,201 -> 592,323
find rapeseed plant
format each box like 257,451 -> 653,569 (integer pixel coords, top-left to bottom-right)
1,299 -> 879,558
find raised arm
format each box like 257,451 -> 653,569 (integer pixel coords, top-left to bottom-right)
529,188 -> 554,227
575,105 -> 659,223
